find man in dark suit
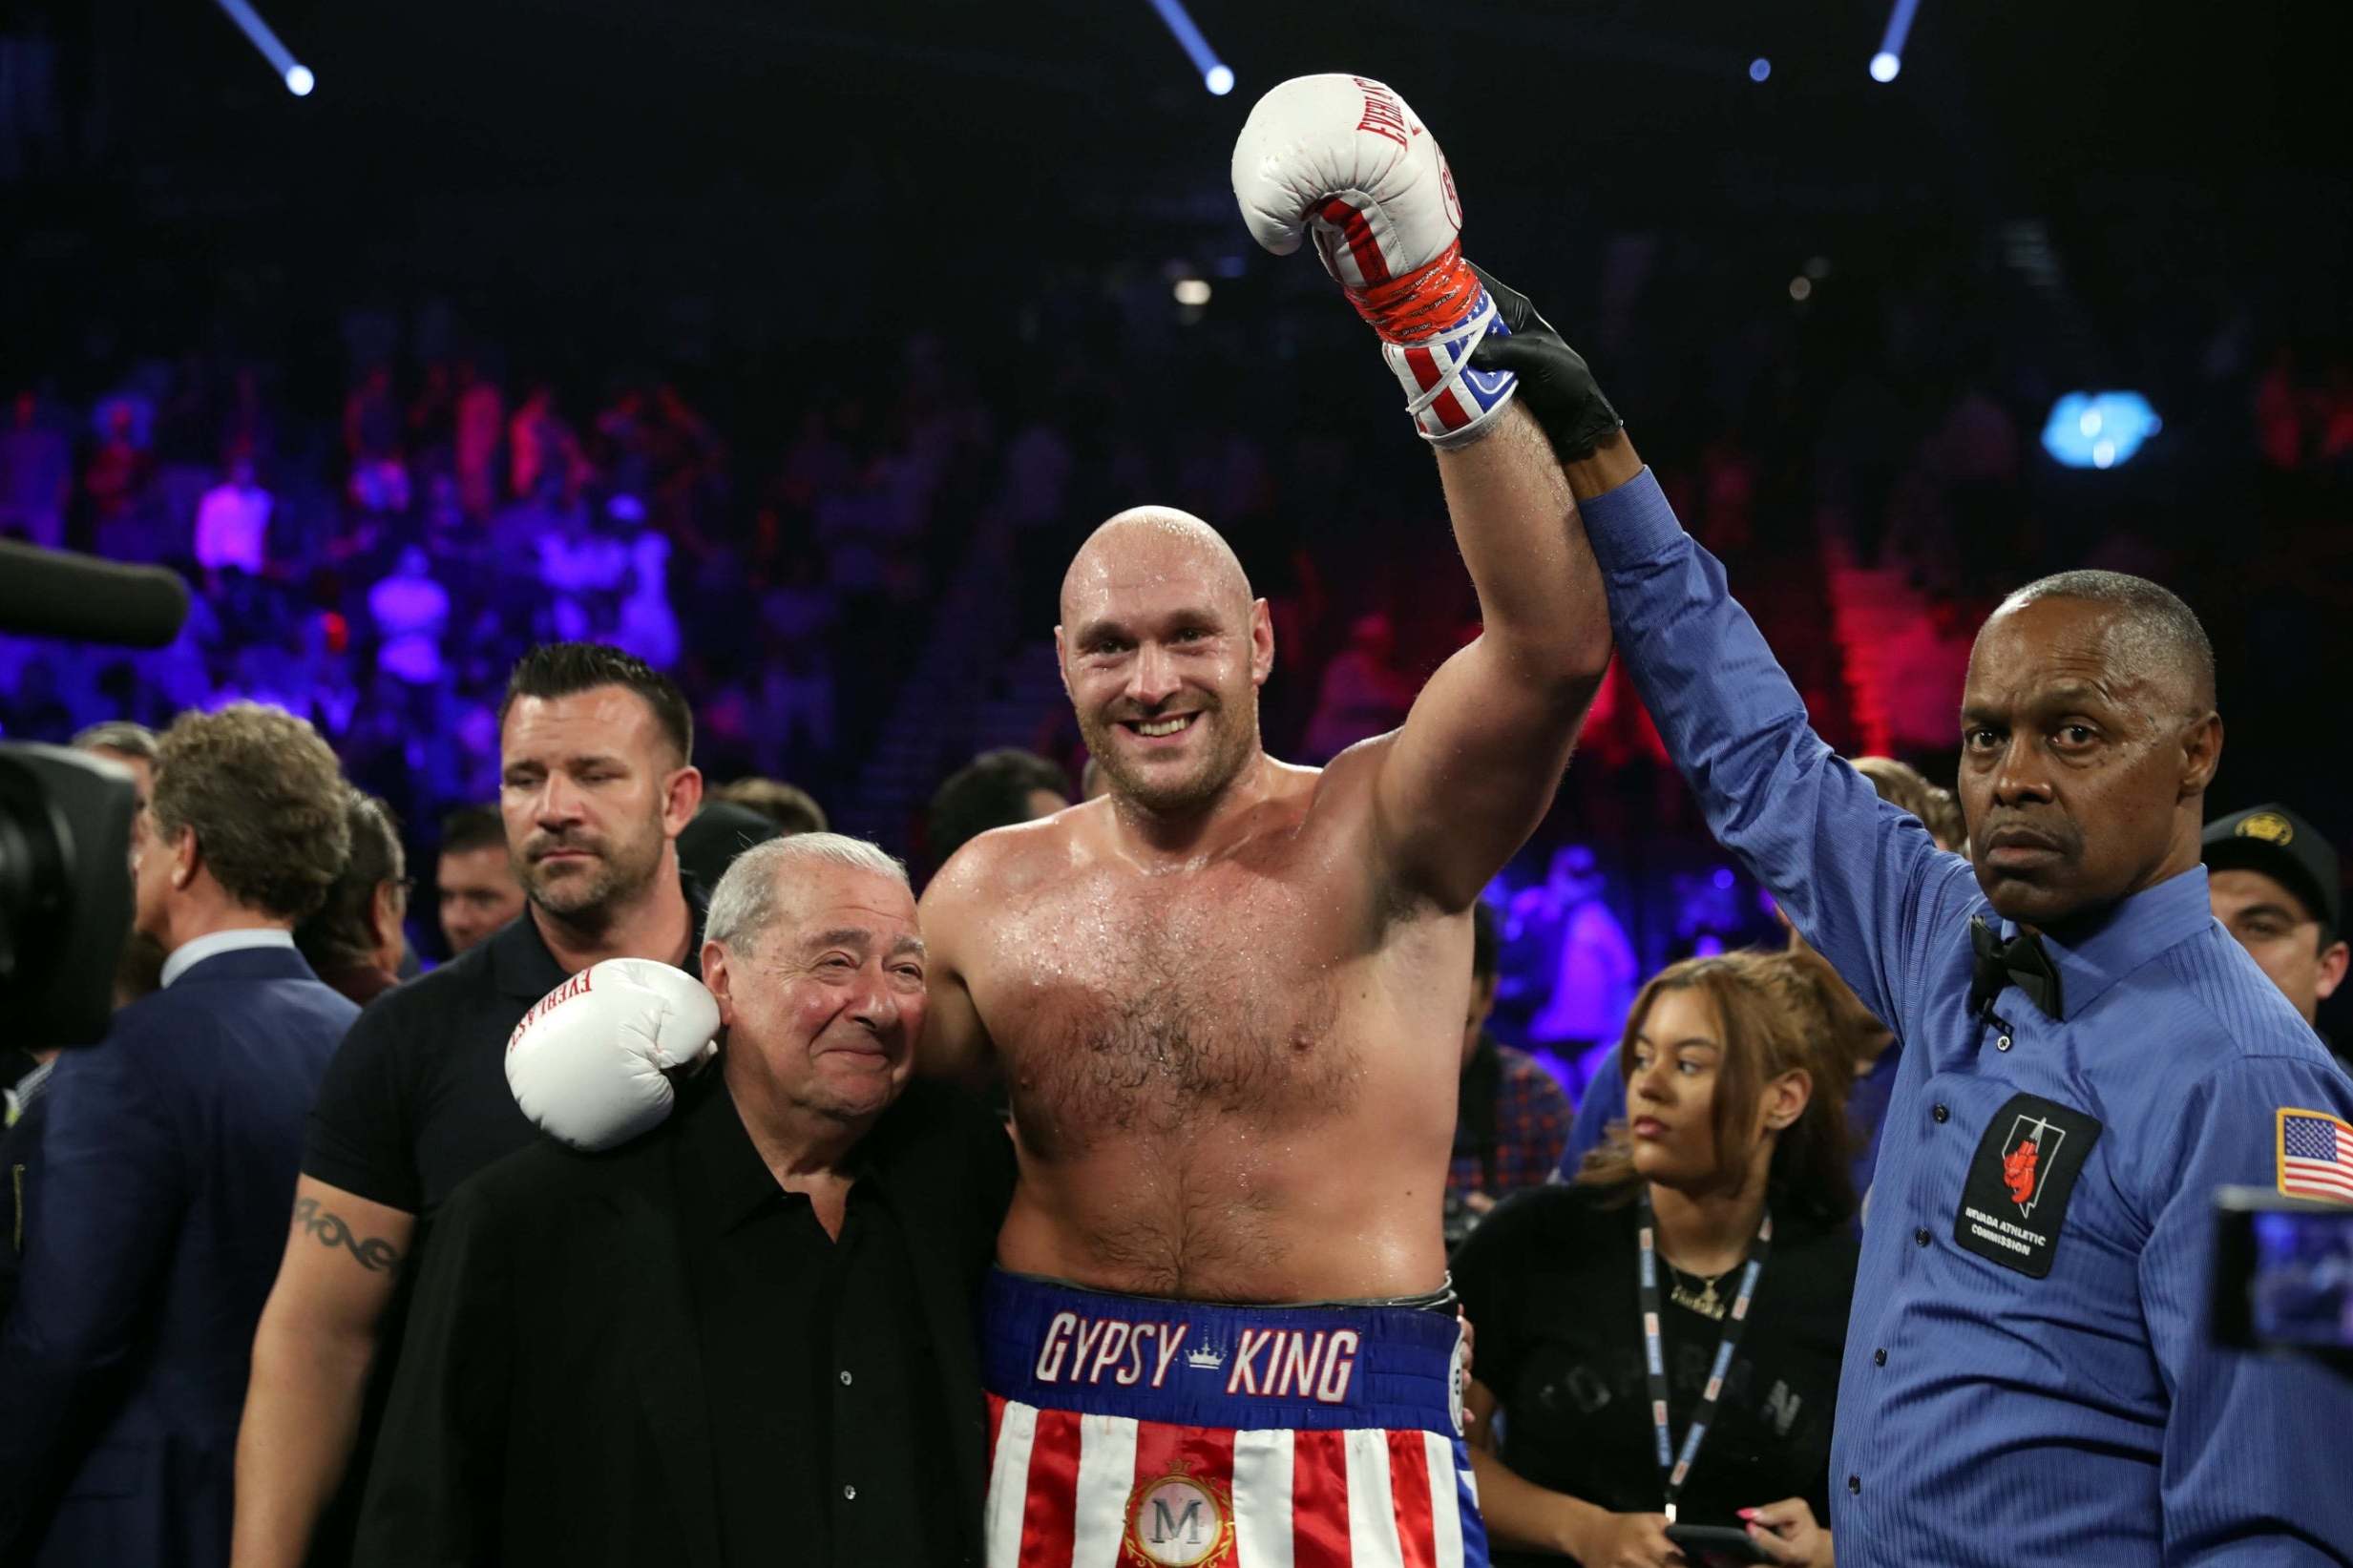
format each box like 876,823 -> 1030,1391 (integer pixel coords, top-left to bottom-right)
0,702 -> 359,1568
356,832 -> 1016,1568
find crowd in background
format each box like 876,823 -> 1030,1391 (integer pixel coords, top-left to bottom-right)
6,224 -> 2348,1060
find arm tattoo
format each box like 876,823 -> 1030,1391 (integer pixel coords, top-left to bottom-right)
292,1197 -> 404,1272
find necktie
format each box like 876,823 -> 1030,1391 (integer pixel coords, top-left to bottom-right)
1969,915 -> 2063,1020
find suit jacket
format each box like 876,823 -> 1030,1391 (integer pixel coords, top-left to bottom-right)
0,946 -> 359,1568
1,1059 -> 58,1322
355,1075 -> 1017,1568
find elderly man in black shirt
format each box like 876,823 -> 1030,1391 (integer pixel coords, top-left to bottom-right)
353,832 -> 1015,1568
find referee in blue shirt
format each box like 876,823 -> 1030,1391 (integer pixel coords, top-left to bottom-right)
1475,278 -> 2353,1566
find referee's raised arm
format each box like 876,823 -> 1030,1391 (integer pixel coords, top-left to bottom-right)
1472,277 -> 1977,1032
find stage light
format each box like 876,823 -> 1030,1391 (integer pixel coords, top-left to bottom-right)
1749,57 -> 1772,83
1788,277 -> 1813,301
1872,0 -> 1921,83
1173,278 -> 1211,306
210,0 -> 310,97
1145,0 -> 1231,99
2042,391 -> 2160,470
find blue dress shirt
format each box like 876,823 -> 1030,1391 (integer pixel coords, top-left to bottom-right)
1582,467 -> 2353,1566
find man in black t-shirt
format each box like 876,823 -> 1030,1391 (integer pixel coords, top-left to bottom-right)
233,644 -> 709,1568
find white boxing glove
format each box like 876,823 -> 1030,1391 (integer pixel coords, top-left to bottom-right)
1231,73 -> 1516,446
505,958 -> 721,1152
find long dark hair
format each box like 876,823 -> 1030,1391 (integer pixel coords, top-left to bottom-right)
1577,949 -> 1859,1226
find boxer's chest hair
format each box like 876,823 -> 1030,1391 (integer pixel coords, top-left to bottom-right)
997,856 -> 1362,1160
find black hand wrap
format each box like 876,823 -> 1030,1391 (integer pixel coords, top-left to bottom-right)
1465,263 -> 1625,463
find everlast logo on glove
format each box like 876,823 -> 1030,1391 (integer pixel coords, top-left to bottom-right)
1955,1093 -> 2103,1278
1352,79 -> 1410,149
506,967 -> 594,1053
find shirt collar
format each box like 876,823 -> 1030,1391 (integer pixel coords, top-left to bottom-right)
682,1076 -> 800,1235
490,876 -> 707,1000
160,927 -> 296,988
2006,864 -> 2215,1022
681,1073 -> 888,1235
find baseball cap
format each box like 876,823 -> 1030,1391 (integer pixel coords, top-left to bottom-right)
675,800 -> 784,898
2202,804 -> 2342,932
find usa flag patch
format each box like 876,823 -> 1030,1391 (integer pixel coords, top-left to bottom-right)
2278,1108 -> 2353,1204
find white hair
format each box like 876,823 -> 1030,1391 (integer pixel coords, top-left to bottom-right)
704,831 -> 909,954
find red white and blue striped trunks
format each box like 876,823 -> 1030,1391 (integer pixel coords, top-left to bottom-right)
982,1269 -> 1488,1568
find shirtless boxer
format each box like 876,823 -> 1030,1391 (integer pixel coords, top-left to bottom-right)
917,76 -> 1629,1568
512,74 -> 1628,1567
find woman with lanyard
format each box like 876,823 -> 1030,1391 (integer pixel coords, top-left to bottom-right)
1453,950 -> 1862,1568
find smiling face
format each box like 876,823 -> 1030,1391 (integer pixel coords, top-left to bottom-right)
704,863 -> 927,1123
1958,596 -> 2221,929
1057,508 -> 1273,817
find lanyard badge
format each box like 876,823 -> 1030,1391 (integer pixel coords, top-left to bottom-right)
1635,1187 -> 1772,1524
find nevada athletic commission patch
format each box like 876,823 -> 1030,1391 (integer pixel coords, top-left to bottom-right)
1955,1093 -> 2105,1278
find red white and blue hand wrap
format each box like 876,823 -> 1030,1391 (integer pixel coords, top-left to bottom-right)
1234,75 -> 1520,447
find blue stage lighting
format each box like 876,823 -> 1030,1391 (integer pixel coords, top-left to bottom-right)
210,0 -> 310,95
1749,57 -> 1772,83
1873,0 -> 1921,82
2041,391 -> 2162,470
1145,0 -> 1231,98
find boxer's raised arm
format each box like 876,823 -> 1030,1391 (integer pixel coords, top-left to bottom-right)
1371,403 -> 1611,909
1229,80 -> 1620,909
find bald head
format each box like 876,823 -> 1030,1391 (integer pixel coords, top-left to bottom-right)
1061,507 -> 1253,627
1057,505 -> 1273,818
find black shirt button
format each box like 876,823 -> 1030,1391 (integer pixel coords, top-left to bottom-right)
1873,1348 -> 1887,1367
1848,1475 -> 1861,1495
1915,1227 -> 1931,1247
1933,1103 -> 1949,1123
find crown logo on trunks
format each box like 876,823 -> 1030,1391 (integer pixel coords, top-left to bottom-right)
1185,1347 -> 1226,1369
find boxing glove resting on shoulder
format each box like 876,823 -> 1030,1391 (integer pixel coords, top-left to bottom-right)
506,957 -> 720,1152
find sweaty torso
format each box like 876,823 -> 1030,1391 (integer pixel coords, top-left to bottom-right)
950,762 -> 1466,1303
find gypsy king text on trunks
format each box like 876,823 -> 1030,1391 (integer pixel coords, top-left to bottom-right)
1031,1311 -> 1363,1404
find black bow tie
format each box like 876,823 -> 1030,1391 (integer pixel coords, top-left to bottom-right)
1969,916 -> 2063,1020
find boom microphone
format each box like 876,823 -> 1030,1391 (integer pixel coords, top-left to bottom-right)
0,541 -> 191,648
